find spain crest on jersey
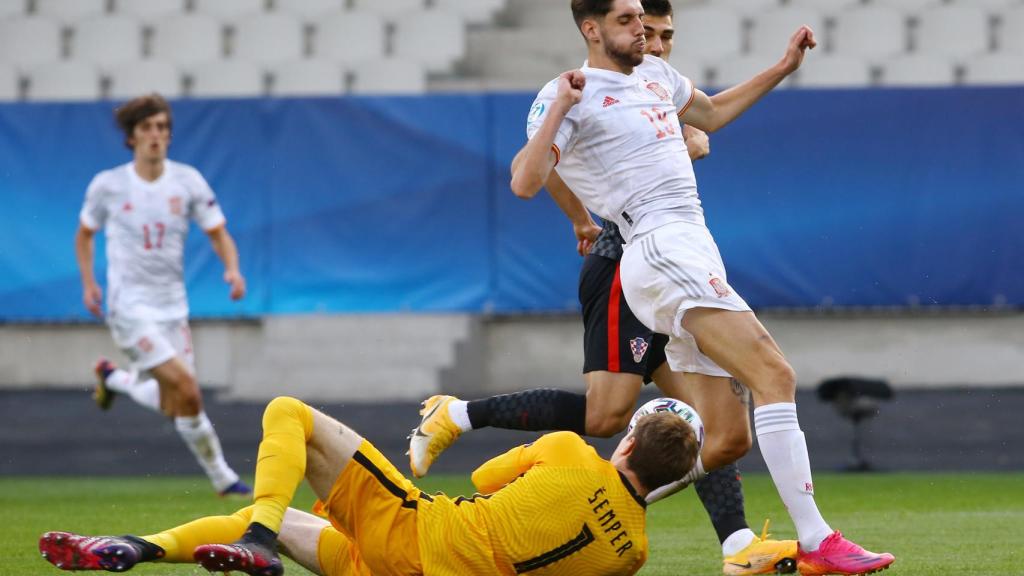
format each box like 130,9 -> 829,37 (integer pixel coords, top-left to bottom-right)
709,276 -> 731,298
646,81 -> 670,102
629,337 -> 649,363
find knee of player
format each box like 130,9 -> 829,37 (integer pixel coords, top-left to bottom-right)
262,397 -> 313,434
706,428 -> 752,464
766,357 -> 797,396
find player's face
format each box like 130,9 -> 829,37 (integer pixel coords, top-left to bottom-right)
597,0 -> 646,68
129,112 -> 170,162
642,14 -> 674,60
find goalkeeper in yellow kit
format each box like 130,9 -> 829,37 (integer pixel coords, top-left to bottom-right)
40,395 -> 699,575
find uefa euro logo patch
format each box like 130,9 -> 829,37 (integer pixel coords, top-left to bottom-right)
629,337 -> 649,363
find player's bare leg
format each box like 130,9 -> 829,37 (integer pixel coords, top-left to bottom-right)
148,357 -> 248,497
582,371 -> 644,437
682,308 -> 893,574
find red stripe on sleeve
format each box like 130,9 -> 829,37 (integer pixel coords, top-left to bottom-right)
607,264 -> 623,372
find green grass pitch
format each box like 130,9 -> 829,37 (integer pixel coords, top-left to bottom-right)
4,473 -> 1022,574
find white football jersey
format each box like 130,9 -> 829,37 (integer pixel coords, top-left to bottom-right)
526,55 -> 704,242
79,160 -> 226,321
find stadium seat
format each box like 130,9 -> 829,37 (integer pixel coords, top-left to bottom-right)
0,0 -> 26,20
967,0 -> 1024,8
712,0 -> 781,17
152,14 -> 224,66
233,13 -> 304,65
0,17 -> 61,70
113,0 -> 185,25
270,59 -> 344,96
350,0 -> 425,18
27,61 -> 100,100
711,54 -> 793,88
272,0 -> 344,20
313,12 -> 386,64
999,6 -> 1024,53
194,0 -> 267,20
879,54 -> 955,85
349,59 -> 426,94
831,6 -> 907,61
749,7 -> 826,56
0,62 -> 18,100
435,0 -> 505,26
35,0 -> 106,24
786,0 -> 862,13
668,52 -> 709,88
963,53 -> 1024,84
795,54 -> 872,87
107,60 -> 182,99
915,5 -> 989,59
189,60 -> 265,97
70,15 -> 143,68
392,10 -> 465,73
673,6 -> 743,62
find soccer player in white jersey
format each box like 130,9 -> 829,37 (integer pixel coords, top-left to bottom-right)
507,1 -> 895,574
74,94 -> 250,497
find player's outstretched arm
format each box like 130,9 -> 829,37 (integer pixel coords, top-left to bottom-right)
74,223 -> 103,317
511,70 -> 584,199
681,26 -> 816,133
205,224 -> 246,301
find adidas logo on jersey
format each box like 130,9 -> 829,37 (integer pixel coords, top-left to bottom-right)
602,96 -> 620,108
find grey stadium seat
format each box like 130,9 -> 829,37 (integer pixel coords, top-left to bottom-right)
350,0 -> 425,18
152,14 -> 224,66
0,17 -> 61,70
831,6 -> 908,62
673,6 -> 743,63
749,7 -> 825,56
313,12 -> 386,64
0,62 -> 18,100
270,59 -> 345,96
999,6 -> 1024,53
27,61 -> 100,101
233,13 -> 304,65
0,0 -> 26,20
107,60 -> 182,99
273,0 -> 345,20
392,10 -> 465,73
964,53 -> 1024,85
915,5 -> 990,60
71,15 -> 143,68
189,60 -> 265,97
795,55 -> 872,87
35,0 -> 106,24
880,55 -> 955,85
349,58 -> 426,94
193,0 -> 266,20
113,0 -> 186,25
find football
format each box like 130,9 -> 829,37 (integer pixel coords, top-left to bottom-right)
627,397 -> 705,451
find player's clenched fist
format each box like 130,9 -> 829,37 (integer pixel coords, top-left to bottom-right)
557,70 -> 586,107
780,25 -> 816,74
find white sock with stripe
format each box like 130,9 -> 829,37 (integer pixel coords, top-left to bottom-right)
754,403 -> 832,552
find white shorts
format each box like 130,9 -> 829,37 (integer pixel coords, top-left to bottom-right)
107,316 -> 194,373
620,221 -> 751,377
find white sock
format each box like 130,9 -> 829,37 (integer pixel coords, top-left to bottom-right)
722,528 -> 758,557
754,403 -> 833,552
448,400 -> 472,432
681,453 -> 706,486
105,370 -> 161,413
174,412 -> 239,492
646,454 -> 705,504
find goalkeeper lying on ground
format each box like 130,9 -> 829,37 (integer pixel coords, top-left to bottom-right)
40,395 -> 698,576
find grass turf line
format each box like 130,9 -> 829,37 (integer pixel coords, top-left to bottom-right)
4,473 -> 1022,575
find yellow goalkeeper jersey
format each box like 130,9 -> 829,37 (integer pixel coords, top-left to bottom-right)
416,431 -> 648,576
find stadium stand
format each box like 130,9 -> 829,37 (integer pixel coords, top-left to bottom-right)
392,9 -> 465,73
915,5 -> 990,60
349,58 -> 426,94
274,0 -> 344,20
26,61 -> 100,100
0,17 -> 61,70
880,53 -> 956,85
831,6 -> 907,62
795,54 -> 872,87
313,11 -> 386,65
749,7 -> 826,56
999,5 -> 1024,52
232,12 -> 305,65
193,0 -> 266,20
151,14 -> 224,66
0,0 -> 25,19
70,15 -> 143,68
270,59 -> 344,96
107,60 -> 182,99
34,0 -> 106,25
113,0 -> 185,24
188,59 -> 264,97
964,53 -> 1024,85
0,62 -> 18,100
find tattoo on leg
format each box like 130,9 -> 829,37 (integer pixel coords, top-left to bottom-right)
730,378 -> 750,408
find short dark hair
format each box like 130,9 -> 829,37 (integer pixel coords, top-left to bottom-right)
641,0 -> 672,18
626,411 -> 699,493
114,93 -> 172,150
571,0 -> 616,29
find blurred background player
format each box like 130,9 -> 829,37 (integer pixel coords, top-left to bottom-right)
505,0 -> 894,574
40,397 -> 699,576
410,2 -> 798,574
74,93 -> 250,497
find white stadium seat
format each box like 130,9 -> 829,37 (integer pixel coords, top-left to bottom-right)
435,0 -> 505,26
234,13 -> 303,65
0,62 -> 18,100
832,7 -> 907,61
313,12 -> 386,64
916,6 -> 989,59
673,6 -> 743,62
349,59 -> 426,94
193,0 -> 266,20
962,0 -> 1024,8
786,0 -> 862,13
350,0 -> 425,18
113,0 -> 185,24
0,0 -> 26,20
71,15 -> 143,68
152,14 -> 224,66
749,8 -> 825,56
392,10 -> 465,73
0,17 -> 61,69
189,60 -> 265,97
795,55 -> 872,87
870,0 -> 944,12
270,59 -> 344,96
107,60 -> 182,99
964,53 -> 1024,85
273,0 -> 344,20
27,61 -> 100,100
668,52 -> 709,88
35,0 -> 106,24
880,55 -> 955,85
711,54 -> 793,88
711,0 -> 781,17
999,7 -> 1024,53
